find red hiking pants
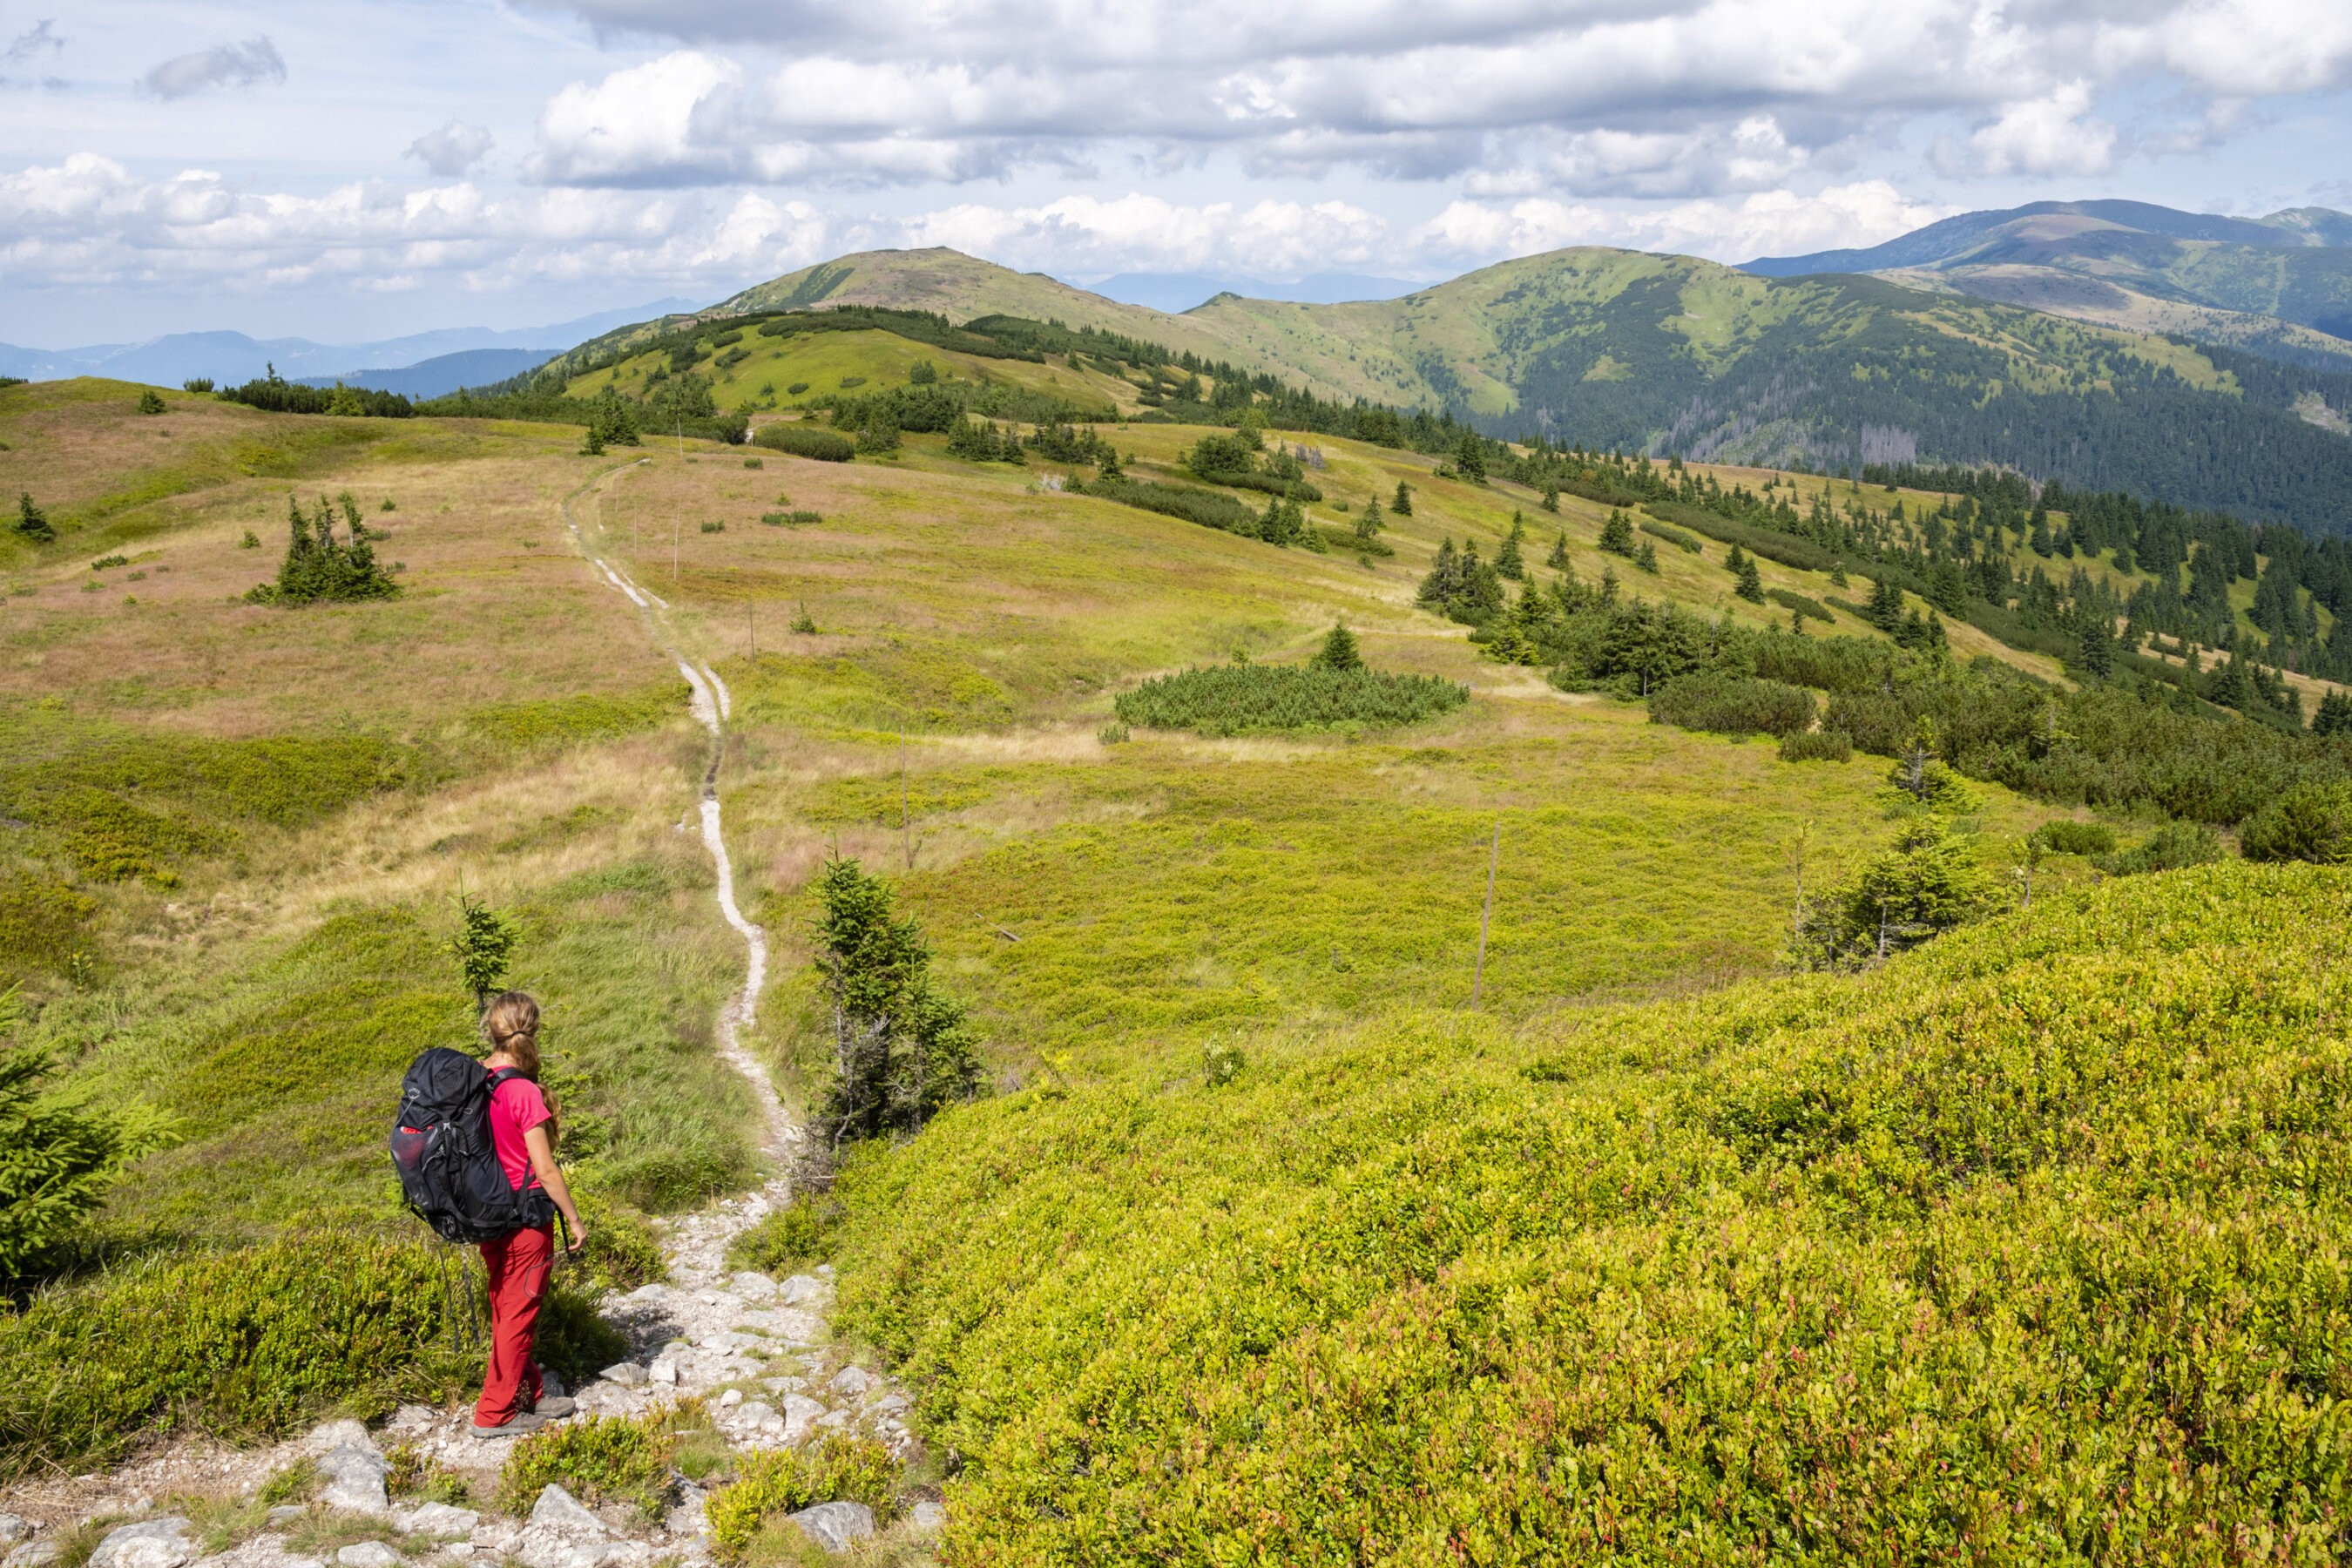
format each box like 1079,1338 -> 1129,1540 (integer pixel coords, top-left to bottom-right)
475,1223 -> 554,1426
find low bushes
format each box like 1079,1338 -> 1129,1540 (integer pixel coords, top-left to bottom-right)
819,863 -> 2352,1561
706,1437 -> 900,1562
0,1234 -> 446,1477
2033,819 -> 2118,856
497,1404 -> 697,1523
1767,587 -> 1835,625
752,424 -> 854,463
1077,477 -> 1255,533
2240,782 -> 2352,864
1647,672 -> 1816,738
2098,821 -> 2225,875
1778,727 -> 1852,762
1114,665 -> 1469,736
728,1198 -> 840,1279
1639,520 -> 1702,554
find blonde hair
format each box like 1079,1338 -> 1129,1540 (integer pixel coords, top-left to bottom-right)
482,990 -> 541,1078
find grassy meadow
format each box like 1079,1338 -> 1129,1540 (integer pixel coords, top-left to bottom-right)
5,368 -> 2268,1562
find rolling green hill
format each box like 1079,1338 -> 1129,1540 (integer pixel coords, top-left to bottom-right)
546,245 -> 2352,534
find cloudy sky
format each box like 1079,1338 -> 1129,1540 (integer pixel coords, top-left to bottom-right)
6,0 -> 2352,346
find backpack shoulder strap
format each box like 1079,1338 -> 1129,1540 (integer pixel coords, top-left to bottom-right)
485,1067 -> 529,1092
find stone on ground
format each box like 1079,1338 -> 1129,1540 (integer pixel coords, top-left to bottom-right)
0,1517 -> 28,1546
335,1544 -> 400,1568
777,1276 -> 827,1307
393,1504 -> 478,1537
825,1367 -> 870,1398
782,1503 -> 873,1554
527,1488 -> 606,1536
4,1544 -> 63,1568
314,1446 -> 390,1515
598,1362 -> 648,1389
88,1519 -> 193,1568
303,1422 -> 377,1458
907,1499 -> 945,1531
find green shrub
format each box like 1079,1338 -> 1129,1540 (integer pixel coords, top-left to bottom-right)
1767,587 -> 1836,625
728,1199 -> 841,1279
496,1403 -> 693,1522
706,1437 -> 900,1561
0,875 -> 97,982
759,510 -> 822,527
89,555 -> 129,571
137,390 -> 166,416
2239,782 -> 2352,864
699,519 -> 725,533
1077,476 -> 1255,533
1097,721 -> 1130,746
1777,727 -> 1852,763
2033,819 -> 2118,856
753,424 -> 855,463
1647,672 -> 1816,738
1,988 -> 157,1279
820,863 -> 2352,1562
257,1458 -> 321,1506
565,1186 -> 665,1294
531,1287 -> 630,1389
0,1234 -> 446,1478
1113,666 -> 1469,736
1638,520 -> 1702,554
785,382 -> 809,395
2098,821 -> 2225,875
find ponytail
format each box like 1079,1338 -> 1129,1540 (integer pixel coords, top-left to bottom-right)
481,990 -> 541,1078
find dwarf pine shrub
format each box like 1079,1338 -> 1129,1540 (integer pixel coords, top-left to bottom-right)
246,495 -> 399,606
1777,727 -> 1852,763
752,423 -> 854,463
1647,672 -> 1817,739
1114,666 -> 1468,737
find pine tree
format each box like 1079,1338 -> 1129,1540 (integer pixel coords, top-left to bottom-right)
582,422 -> 606,456
1636,539 -> 1660,575
15,492 -> 52,543
1541,483 -> 1560,513
1546,531 -> 1568,569
1311,622 -> 1362,672
2078,617 -> 2114,679
1497,514 -> 1526,579
137,389 -> 166,416
1865,575 -> 1905,632
1356,494 -> 1384,540
1455,433 -> 1487,483
1598,509 -> 1635,557
1391,481 -> 1413,517
1734,551 -> 1765,603
2029,504 -> 2054,557
790,602 -> 819,634
450,893 -> 519,1006
1098,446 -> 1124,480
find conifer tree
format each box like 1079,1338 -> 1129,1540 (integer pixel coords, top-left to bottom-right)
1546,531 -> 1568,569
1311,622 -> 1363,672
1865,575 -> 1905,631
1356,493 -> 1384,540
15,492 -> 52,543
1497,513 -> 1526,579
2315,690 -> 2352,737
2078,617 -> 2114,679
1455,432 -> 1487,483
1636,539 -> 1660,575
1598,509 -> 1635,557
1734,550 -> 1765,603
1541,483 -> 1560,513
1391,481 -> 1413,517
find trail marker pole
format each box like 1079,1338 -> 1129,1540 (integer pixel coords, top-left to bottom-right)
1472,817 -> 1500,1009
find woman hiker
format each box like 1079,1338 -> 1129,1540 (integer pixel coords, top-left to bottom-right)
474,990 -> 589,1438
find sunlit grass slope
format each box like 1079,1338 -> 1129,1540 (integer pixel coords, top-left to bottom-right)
561,326 -> 1139,416
819,861 -> 2352,1563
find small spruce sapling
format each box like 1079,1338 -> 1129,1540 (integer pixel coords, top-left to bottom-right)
1312,622 -> 1363,672
451,893 -> 519,1007
17,492 -> 54,543
1496,514 -> 1526,580
789,602 -> 819,634
1734,551 -> 1765,603
137,389 -> 166,415
1636,539 -> 1660,575
1546,531 -> 1568,569
1598,509 -> 1635,558
1540,483 -> 1560,512
1355,494 -> 1384,540
1391,481 -> 1413,517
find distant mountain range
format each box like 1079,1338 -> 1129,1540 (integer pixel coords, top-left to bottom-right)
1077,272 -> 1428,314
291,348 -> 568,399
0,300 -> 700,392
1745,199 -> 2352,370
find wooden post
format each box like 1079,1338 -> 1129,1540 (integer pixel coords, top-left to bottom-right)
1472,817 -> 1500,1008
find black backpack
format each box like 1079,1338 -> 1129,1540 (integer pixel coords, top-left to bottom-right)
390,1047 -> 555,1243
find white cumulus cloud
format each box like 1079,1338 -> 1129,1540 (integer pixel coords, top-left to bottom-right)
139,36 -> 286,100
407,121 -> 496,179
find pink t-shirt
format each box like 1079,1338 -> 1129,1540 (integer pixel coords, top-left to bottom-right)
487,1070 -> 551,1192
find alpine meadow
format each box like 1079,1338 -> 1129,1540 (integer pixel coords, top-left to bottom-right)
11,193 -> 2352,1568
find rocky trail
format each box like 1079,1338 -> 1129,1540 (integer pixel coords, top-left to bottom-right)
0,463 -> 929,1567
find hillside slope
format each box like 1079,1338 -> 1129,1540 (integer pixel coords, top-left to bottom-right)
1747,199 -> 2352,372
598,246 -> 2352,530
820,861 -> 2352,1562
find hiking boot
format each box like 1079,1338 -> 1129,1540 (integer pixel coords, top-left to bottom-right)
530,1396 -> 578,1419
471,1410 -> 548,1440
